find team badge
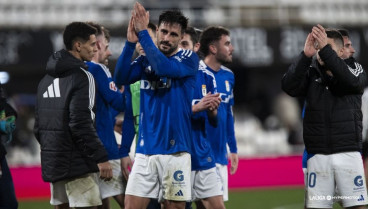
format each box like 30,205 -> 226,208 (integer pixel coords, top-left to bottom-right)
202,85 -> 207,96
225,80 -> 230,92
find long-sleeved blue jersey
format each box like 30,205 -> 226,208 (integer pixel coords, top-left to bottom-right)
191,61 -> 218,170
114,30 -> 199,155
86,61 -> 125,160
203,61 -> 237,165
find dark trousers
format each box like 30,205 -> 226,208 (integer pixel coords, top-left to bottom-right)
0,157 -> 18,209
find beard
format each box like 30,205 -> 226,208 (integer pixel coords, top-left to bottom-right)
216,53 -> 232,65
159,41 -> 177,56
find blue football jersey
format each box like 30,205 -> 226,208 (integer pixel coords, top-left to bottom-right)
86,61 -> 125,160
203,61 -> 237,165
114,30 -> 199,155
190,62 -> 218,170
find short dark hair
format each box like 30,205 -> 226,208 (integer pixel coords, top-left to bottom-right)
184,26 -> 202,45
148,22 -> 157,33
199,26 -> 230,57
63,22 -> 97,50
158,10 -> 188,33
86,21 -> 110,42
337,28 -> 349,38
326,29 -> 344,49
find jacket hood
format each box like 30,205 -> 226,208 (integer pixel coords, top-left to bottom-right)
46,49 -> 88,77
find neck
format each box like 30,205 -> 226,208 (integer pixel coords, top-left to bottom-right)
167,48 -> 179,57
91,56 -> 99,63
204,56 -> 221,71
68,50 -> 82,61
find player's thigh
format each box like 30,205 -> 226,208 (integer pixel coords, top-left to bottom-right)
125,194 -> 151,209
191,168 -> 222,201
333,152 -> 368,208
215,163 -> 228,201
98,159 -> 125,200
125,154 -> 160,199
65,173 -> 102,208
305,154 -> 334,209
201,195 -> 225,209
50,180 -> 69,206
160,152 -> 191,202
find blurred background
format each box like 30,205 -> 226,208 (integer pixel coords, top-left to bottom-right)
2,0 -> 368,207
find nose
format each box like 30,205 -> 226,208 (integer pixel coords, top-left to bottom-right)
107,49 -> 112,57
93,45 -> 98,53
351,46 -> 356,54
162,34 -> 169,41
230,44 -> 234,53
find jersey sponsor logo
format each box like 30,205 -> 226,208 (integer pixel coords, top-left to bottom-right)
140,79 -> 172,90
202,85 -> 207,96
174,190 -> 184,196
173,170 -> 184,181
192,99 -> 201,105
109,81 -> 117,91
43,78 -> 60,98
225,80 -> 230,92
354,175 -> 364,187
219,93 -> 231,103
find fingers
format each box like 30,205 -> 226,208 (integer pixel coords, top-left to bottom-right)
134,2 -> 146,18
98,162 -> 113,181
311,25 -> 326,42
122,167 -> 130,181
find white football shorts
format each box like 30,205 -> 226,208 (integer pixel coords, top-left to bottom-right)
191,167 -> 223,201
306,152 -> 368,208
216,163 -> 229,201
125,152 -> 191,201
97,159 -> 125,199
50,173 -> 101,207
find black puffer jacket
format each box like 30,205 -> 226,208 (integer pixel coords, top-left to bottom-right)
282,45 -> 367,154
34,49 -> 108,182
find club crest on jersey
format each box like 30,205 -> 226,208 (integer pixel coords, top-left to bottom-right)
109,81 -> 117,91
202,85 -> 207,96
225,80 -> 230,92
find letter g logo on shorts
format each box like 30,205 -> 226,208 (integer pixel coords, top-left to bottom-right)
354,175 -> 364,187
173,170 -> 184,181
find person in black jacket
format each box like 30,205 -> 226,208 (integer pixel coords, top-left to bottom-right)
34,22 -> 112,209
282,25 -> 368,209
0,84 -> 17,209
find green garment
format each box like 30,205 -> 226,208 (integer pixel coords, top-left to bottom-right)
130,81 -> 140,135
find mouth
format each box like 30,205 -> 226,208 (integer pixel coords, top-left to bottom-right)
160,42 -> 171,48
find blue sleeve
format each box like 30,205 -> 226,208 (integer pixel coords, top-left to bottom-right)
89,64 -> 125,112
227,77 -> 237,153
119,86 -> 136,158
227,104 -> 237,153
138,30 -> 199,78
208,74 -> 218,127
114,41 -> 143,85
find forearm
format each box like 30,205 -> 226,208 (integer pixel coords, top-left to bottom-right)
281,52 -> 311,97
114,41 -> 139,85
139,30 -> 198,78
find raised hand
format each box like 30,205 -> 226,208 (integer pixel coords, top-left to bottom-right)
132,2 -> 149,33
127,13 -> 138,43
303,33 -> 317,58
311,24 -> 327,50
